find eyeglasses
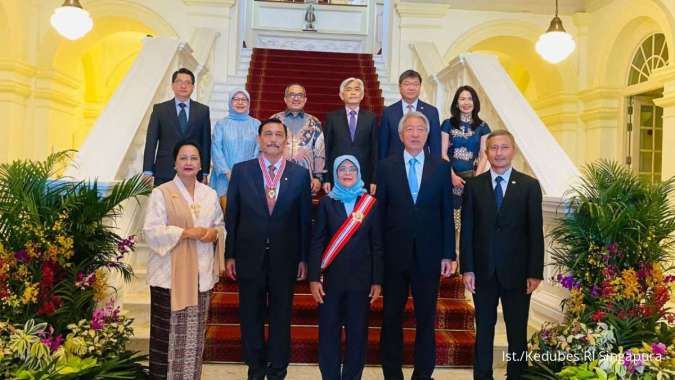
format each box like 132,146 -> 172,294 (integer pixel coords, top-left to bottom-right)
286,93 -> 306,99
337,167 -> 358,174
232,97 -> 249,103
401,80 -> 421,87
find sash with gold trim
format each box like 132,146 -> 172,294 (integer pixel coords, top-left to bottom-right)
320,194 -> 377,273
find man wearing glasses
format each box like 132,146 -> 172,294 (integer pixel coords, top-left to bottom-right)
143,67 -> 212,186
269,83 -> 325,194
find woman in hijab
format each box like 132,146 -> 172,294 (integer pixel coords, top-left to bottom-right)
210,88 -> 260,209
308,155 -> 383,380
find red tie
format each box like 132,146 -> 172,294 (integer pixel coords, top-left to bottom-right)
267,165 -> 276,214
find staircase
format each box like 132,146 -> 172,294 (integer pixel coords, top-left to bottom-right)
244,48 -> 386,122
202,48 -> 476,367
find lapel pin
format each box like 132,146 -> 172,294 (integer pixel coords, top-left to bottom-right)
284,177 -> 288,181
511,180 -> 516,184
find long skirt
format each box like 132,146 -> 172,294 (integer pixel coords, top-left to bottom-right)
149,286 -> 210,380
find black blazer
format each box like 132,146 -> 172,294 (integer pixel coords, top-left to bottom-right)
142,98 -> 212,182
376,154 -> 454,275
225,159 -> 312,280
308,195 -> 383,291
459,169 -> 544,289
378,99 -> 441,160
323,108 -> 378,186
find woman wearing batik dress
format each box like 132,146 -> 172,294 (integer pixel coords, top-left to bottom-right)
440,85 -> 491,230
144,140 -> 224,380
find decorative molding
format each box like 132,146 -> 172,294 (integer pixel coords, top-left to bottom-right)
531,92 -> 579,109
578,87 -> 623,102
653,94 -> 675,109
35,69 -> 81,90
32,89 -> 80,108
540,113 -> 580,126
0,59 -> 38,78
650,65 -> 675,85
0,80 -> 32,98
182,0 -> 235,7
394,3 -> 449,18
253,1 -> 369,36
579,108 -> 620,123
256,36 -> 363,53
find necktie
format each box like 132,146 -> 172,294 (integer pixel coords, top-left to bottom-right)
406,104 -> 414,114
178,103 -> 188,135
408,158 -> 419,203
495,176 -> 504,209
348,110 -> 357,141
266,164 -> 277,214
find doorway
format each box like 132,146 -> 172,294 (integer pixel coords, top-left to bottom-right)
627,90 -> 664,183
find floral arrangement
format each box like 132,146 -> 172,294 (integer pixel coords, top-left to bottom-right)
0,152 -> 150,379
525,160 -> 675,379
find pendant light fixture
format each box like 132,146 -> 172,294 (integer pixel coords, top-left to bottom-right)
535,0 -> 576,64
50,0 -> 94,41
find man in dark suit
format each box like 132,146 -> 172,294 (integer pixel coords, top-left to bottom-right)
460,129 -> 544,380
143,68 -> 211,186
323,77 -> 378,195
378,111 -> 456,380
225,118 -> 311,380
378,70 -> 441,160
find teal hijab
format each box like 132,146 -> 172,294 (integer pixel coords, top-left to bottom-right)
328,155 -> 366,203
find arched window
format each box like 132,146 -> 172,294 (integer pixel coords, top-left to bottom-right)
627,33 -> 669,86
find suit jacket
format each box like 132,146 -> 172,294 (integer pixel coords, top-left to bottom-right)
376,153 -> 454,274
308,195 -> 383,292
225,159 -> 312,280
378,100 -> 441,160
459,169 -> 544,289
323,108 -> 378,185
143,98 -> 212,182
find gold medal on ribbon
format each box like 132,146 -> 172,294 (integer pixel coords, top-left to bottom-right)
352,211 -> 364,222
267,188 -> 276,199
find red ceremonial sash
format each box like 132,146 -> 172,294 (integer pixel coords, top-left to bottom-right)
320,194 -> 377,272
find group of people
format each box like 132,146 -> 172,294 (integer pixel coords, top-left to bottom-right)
141,67 -> 545,380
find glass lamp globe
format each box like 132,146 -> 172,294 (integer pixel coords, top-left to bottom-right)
50,0 -> 93,41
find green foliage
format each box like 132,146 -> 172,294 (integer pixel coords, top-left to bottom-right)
550,160 -> 675,281
528,160 -> 675,379
0,152 -> 150,378
0,152 -> 150,327
605,316 -> 656,349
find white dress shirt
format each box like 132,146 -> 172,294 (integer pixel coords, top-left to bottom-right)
402,99 -> 419,114
143,177 -> 224,292
175,98 -> 191,122
345,105 -> 360,126
490,166 -> 513,195
262,156 -> 283,200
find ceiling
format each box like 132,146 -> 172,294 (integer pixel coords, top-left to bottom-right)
406,0 -> 596,15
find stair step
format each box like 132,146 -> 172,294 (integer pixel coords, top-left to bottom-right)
213,276 -> 467,300
248,67 -> 377,77
246,89 -> 383,100
252,48 -> 374,59
204,325 -> 475,366
248,76 -> 381,88
208,293 -> 474,330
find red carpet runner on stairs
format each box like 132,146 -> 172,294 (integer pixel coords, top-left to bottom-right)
203,48 -> 475,367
